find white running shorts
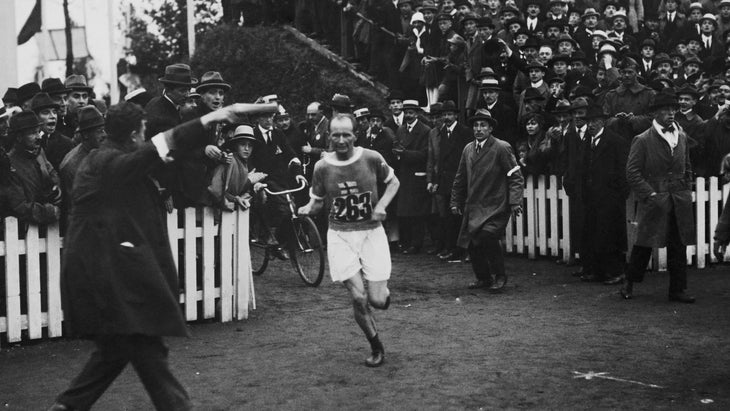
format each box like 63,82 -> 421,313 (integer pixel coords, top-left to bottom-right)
326,226 -> 391,282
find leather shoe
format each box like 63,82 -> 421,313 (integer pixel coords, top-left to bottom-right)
467,280 -> 489,289
365,350 -> 384,367
437,249 -> 451,258
489,276 -> 507,292
271,247 -> 289,261
402,246 -> 420,254
603,275 -> 624,285
668,292 -> 695,303
619,281 -> 633,300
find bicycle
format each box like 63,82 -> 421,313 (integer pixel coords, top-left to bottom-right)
249,178 -> 325,287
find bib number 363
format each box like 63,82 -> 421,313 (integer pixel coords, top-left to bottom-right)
333,192 -> 373,222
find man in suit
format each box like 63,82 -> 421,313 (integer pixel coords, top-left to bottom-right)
462,13 -> 486,116
427,100 -> 471,261
356,109 -> 396,166
144,64 -> 196,139
476,77 -> 518,148
384,90 -> 405,131
299,101 -> 330,181
30,92 -> 73,172
393,100 -> 432,254
49,101 -> 278,411
659,0 -> 687,50
451,109 -> 524,291
621,92 -> 696,303
577,105 -> 627,285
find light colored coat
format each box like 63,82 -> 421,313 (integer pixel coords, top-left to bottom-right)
626,124 -> 695,248
451,136 -> 524,248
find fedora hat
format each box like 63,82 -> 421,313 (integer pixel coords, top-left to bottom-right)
17,82 -> 41,105
649,90 -> 679,111
387,89 -> 405,102
224,124 -> 258,148
330,93 -> 353,109
477,17 -> 495,28
30,92 -> 60,113
468,108 -> 498,127
548,54 -> 571,67
546,75 -> 566,84
41,78 -> 71,96
675,83 -> 701,99
64,74 -> 93,92
196,71 -> 231,93
76,105 -> 105,132
570,97 -> 590,111
581,8 -> 600,19
435,12 -> 452,22
367,109 -> 387,121
583,104 -> 608,119
556,33 -> 577,47
570,85 -> 594,100
526,60 -> 547,72
441,100 -> 458,113
3,88 -> 18,105
8,110 -> 42,133
428,102 -> 443,115
158,63 -> 198,86
682,55 -> 702,67
479,77 -> 501,90
354,107 -> 370,119
419,0 -> 438,12
654,53 -> 672,66
447,33 -> 466,47
461,12 -> 480,25
402,99 -> 421,111
570,50 -> 588,63
477,67 -> 497,79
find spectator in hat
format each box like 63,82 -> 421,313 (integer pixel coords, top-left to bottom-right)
393,99 -> 432,254
461,12 -> 486,116
300,101 -> 330,182
41,78 -> 73,138
524,0 -> 544,37
384,90 -> 405,130
518,61 -> 549,119
519,111 -> 558,176
698,14 -> 723,71
607,11 -> 637,50
17,82 -> 41,111
30,92 -> 73,172
603,57 -> 656,119
426,100 -> 471,262
684,2 -> 704,36
5,111 -> 61,224
576,104 -> 627,285
622,91 -> 696,303
675,55 -> 703,86
3,88 -> 18,109
451,108 -> 523,291
399,11 -> 430,105
696,79 -> 725,118
675,84 -> 710,177
638,39 -> 657,80
353,107 -> 371,135
476,77 -> 518,146
439,33 -> 467,107
718,0 -> 730,34
124,88 -> 152,108
574,8 -> 601,54
59,106 -> 106,214
659,0 -> 687,49
636,11 -> 662,48
63,75 -> 93,133
275,109 -> 306,160
145,64 -> 197,139
356,109 -> 396,166
330,93 -> 353,115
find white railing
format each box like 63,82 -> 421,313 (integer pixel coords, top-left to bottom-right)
0,207 -> 254,347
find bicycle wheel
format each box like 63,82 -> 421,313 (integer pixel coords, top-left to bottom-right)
249,209 -> 270,276
289,216 -> 325,286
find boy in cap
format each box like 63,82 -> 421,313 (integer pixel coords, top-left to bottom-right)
30,92 -> 74,171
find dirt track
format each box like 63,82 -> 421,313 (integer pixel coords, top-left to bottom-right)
1,252 -> 729,410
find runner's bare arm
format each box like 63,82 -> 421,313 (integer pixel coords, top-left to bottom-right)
298,197 -> 324,217
372,174 -> 399,221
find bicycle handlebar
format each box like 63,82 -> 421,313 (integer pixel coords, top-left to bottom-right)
262,179 -> 308,196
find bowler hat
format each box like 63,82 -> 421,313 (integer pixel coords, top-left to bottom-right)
441,100 -> 458,113
640,38 -> 656,49
468,108 -> 498,127
675,83 -> 700,99
477,17 -> 495,28
76,105 -> 105,132
354,107 -> 370,118
196,71 -> 231,93
653,53 -> 672,66
158,64 -> 198,86
8,111 -> 42,133
501,5 -> 520,16
387,90 -> 405,102
583,104 -> 608,119
649,90 -> 679,111
428,102 -> 443,115
548,54 -> 571,67
17,82 -> 41,105
521,37 -> 540,50
402,99 -> 421,111
556,33 -> 577,48
224,124 -> 258,148
367,109 -> 387,121
64,74 -> 93,92
41,78 -> 71,96
3,88 -> 18,105
30,92 -> 60,113
330,93 -> 353,109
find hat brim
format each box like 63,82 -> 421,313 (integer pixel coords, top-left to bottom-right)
44,87 -> 73,96
159,78 -> 199,86
650,102 -> 680,111
77,119 -> 106,132
196,82 -> 232,93
10,121 -> 43,132
66,85 -> 93,93
468,116 -> 498,127
402,104 -> 421,111
223,135 -> 258,148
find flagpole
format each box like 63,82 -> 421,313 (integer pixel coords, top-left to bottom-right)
0,0 -> 18,94
108,0 -> 119,104
187,0 -> 195,58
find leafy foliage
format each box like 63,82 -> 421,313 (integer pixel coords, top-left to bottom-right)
190,25 -> 386,122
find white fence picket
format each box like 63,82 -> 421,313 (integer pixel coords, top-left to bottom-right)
3,218 -> 22,342
219,211 -> 235,322
536,176 -> 548,256
548,175 -> 559,258
525,176 -> 536,259
25,225 -> 42,339
183,208 -> 197,321
46,224 -> 63,337
559,186 -> 571,263
202,208 -> 216,319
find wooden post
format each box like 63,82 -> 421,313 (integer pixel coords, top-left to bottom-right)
0,0 -> 17,95
187,0 -> 195,58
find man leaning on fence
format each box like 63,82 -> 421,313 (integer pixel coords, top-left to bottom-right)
48,101 -> 278,411
621,91 -> 696,303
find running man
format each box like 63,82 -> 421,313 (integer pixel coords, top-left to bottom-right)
298,113 -> 400,367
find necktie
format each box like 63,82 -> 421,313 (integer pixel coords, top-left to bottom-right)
266,130 -> 272,145
476,142 -> 482,154
662,125 -> 675,133
446,128 -> 451,139
706,39 -> 711,49
669,13 -> 673,24
591,136 -> 598,149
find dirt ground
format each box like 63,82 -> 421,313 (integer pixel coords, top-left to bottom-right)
1,251 -> 729,410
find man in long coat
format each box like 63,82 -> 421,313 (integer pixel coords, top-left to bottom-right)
49,101 -> 277,410
394,99 -> 432,254
577,105 -> 628,284
621,92 -> 696,303
451,109 -> 524,292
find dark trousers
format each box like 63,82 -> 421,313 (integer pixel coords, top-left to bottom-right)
626,209 -> 687,294
467,231 -> 505,283
399,216 -> 426,249
57,335 -> 190,411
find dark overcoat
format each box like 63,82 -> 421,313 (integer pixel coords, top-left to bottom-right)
60,120 -> 207,338
451,137 -> 524,248
626,124 -> 695,248
434,122 -> 471,198
144,96 -> 181,139
395,120 -> 432,217
580,129 -> 629,252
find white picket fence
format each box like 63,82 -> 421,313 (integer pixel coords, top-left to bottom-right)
0,207 -> 254,347
505,175 -> 730,269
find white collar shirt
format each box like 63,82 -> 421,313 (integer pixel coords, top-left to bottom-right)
653,120 -> 679,154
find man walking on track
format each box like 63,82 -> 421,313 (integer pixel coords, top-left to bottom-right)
299,113 -> 400,368
451,109 -> 524,292
48,101 -> 278,411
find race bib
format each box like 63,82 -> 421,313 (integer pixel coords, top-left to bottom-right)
332,191 -> 373,222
